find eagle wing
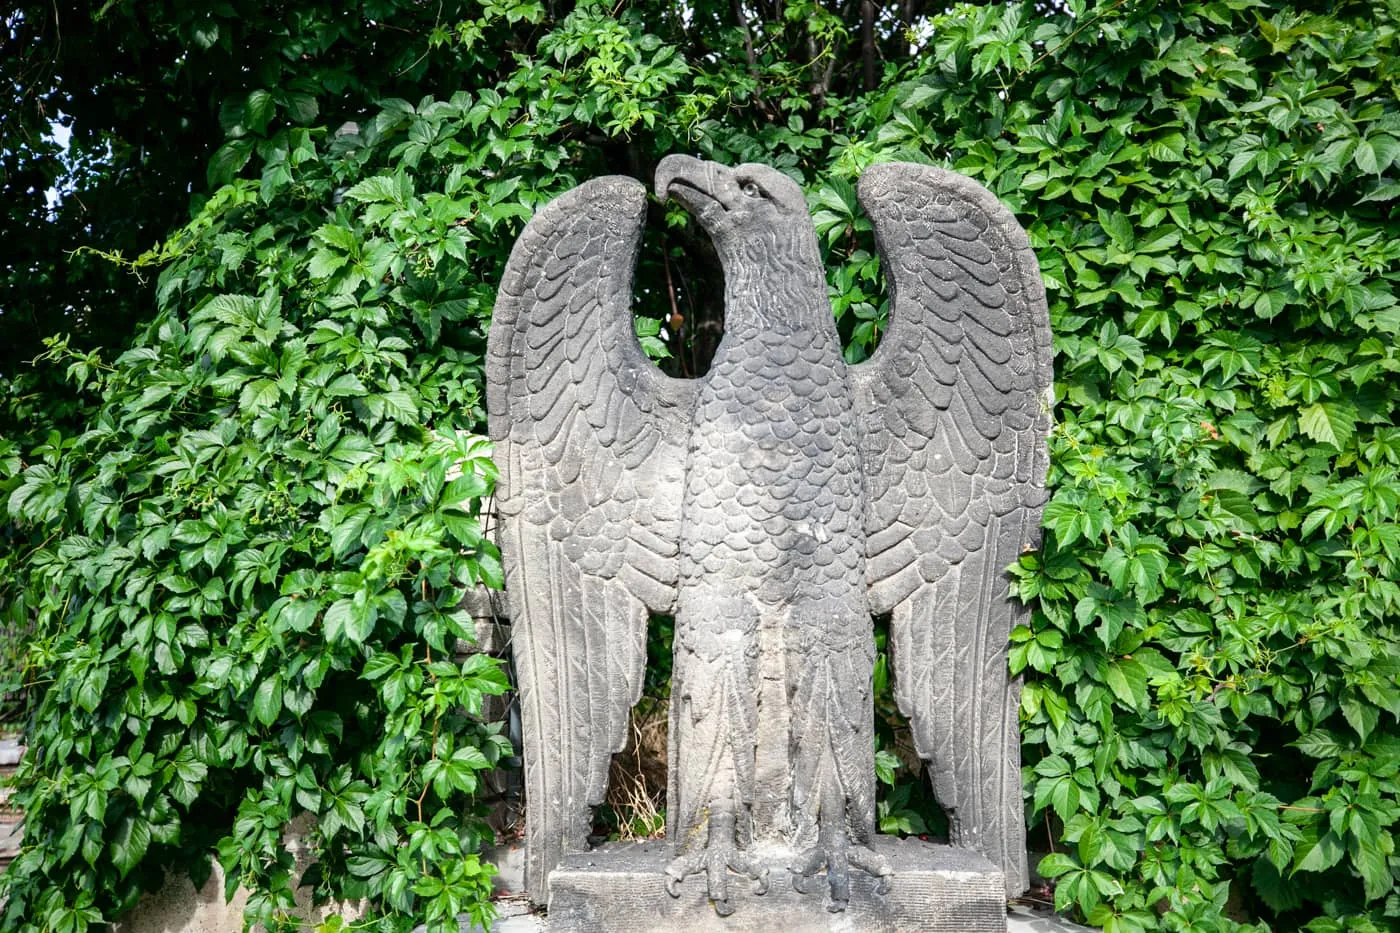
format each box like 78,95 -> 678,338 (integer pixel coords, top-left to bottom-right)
486,177 -> 694,901
851,162 -> 1052,895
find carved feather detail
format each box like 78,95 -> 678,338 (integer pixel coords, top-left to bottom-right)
853,163 -> 1052,895
487,177 -> 695,899
489,160 -> 1050,908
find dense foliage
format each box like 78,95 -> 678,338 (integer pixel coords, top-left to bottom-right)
2,0 -> 1399,930
0,0 -> 528,386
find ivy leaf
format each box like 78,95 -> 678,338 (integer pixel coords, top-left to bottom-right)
314,224 -> 360,252
1352,835 -> 1393,901
328,505 -> 371,560
1339,692 -> 1380,742
1251,857 -> 1303,912
308,250 -> 349,279
1354,139 -> 1378,175
344,175 -> 403,205
1038,852 -> 1080,879
111,815 -> 152,878
207,139 -> 253,188
1359,180 -> 1400,203
1105,659 -> 1149,711
285,92 -> 320,125
345,599 -> 377,645
246,89 -> 276,135
1294,730 -> 1346,760
1098,209 -> 1135,247
1297,402 -> 1356,451
252,675 -> 283,727
324,598 -> 356,642
1293,829 -> 1345,874
1147,132 -> 1186,162
190,20 -> 220,49
874,749 -> 898,786
239,379 -> 281,410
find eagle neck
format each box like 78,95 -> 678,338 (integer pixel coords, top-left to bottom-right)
717,232 -> 832,345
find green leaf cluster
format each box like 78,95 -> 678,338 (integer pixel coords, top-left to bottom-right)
2,0 -> 1399,930
0,92 -> 525,933
833,3 -> 1400,929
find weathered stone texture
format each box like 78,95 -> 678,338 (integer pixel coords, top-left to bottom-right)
548,839 -> 1006,933
487,155 -> 1051,920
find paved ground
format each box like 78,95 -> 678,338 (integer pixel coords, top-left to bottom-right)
1008,904 -> 1096,932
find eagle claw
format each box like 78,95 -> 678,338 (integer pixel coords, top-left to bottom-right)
665,845 -> 769,915
790,839 -> 893,911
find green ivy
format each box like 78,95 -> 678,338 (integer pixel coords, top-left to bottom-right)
2,1 -> 1399,930
0,93 -> 527,933
810,2 -> 1400,929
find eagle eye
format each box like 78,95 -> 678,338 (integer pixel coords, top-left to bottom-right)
740,181 -> 763,199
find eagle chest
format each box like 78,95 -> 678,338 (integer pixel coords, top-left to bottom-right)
681,328 -> 865,596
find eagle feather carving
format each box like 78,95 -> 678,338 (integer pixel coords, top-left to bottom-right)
486,156 -> 1051,914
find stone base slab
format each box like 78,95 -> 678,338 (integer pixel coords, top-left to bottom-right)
547,837 -> 1006,932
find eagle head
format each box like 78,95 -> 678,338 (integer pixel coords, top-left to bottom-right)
655,155 -> 824,324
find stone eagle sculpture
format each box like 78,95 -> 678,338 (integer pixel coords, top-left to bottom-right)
486,155 -> 1051,919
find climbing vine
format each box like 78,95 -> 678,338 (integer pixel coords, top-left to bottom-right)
1,1 -> 1397,930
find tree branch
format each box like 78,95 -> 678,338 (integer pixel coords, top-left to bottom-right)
861,0 -> 876,92
732,0 -> 758,71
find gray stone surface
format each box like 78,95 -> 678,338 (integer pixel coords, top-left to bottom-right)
452,902 -> 1093,933
446,883 -> 1095,933
111,814 -> 366,932
549,838 -> 1005,932
0,735 -> 23,869
1008,905 -> 1097,932
451,840 -> 1090,933
487,155 -> 1052,918
0,818 -> 20,863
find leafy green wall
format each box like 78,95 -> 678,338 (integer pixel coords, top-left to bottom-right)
1,1 -> 1398,931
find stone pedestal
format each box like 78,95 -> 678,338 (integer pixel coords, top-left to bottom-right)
547,837 -> 1007,933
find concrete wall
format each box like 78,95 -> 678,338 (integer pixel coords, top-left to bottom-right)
112,815 -> 366,933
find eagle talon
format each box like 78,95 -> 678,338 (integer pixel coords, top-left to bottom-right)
752,867 -> 770,896
848,844 -> 893,896
665,842 -> 767,915
790,838 -> 891,910
790,868 -> 823,896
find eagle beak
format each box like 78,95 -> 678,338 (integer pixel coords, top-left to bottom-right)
655,155 -> 727,220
